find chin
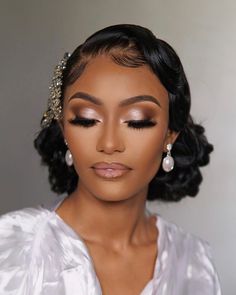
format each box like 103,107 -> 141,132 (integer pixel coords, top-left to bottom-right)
94,191 -> 131,203
88,186 -> 135,203
98,197 -> 127,203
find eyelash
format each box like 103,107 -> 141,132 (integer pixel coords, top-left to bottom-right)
68,116 -> 157,130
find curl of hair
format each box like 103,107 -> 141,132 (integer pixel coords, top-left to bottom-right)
34,24 -> 213,202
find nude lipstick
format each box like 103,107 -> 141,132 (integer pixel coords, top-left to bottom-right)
91,162 -> 132,179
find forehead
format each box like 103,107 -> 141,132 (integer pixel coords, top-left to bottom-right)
64,54 -> 168,109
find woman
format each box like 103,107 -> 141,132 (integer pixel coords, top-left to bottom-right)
0,24 -> 221,294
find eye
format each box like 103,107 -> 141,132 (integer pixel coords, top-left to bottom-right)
68,116 -> 157,130
126,119 -> 157,130
68,116 -> 98,127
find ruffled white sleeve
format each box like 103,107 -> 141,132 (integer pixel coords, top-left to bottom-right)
0,205 -> 102,295
0,209 -> 46,295
183,237 -> 222,295
0,207 -> 60,295
151,216 -> 222,295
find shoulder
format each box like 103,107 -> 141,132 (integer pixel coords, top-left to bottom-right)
159,215 -> 211,253
0,203 -> 65,293
0,205 -> 51,248
0,204 -> 53,262
0,196 -> 64,244
0,199 -> 103,294
0,196 -> 92,294
157,215 -> 222,294
0,204 -> 53,247
0,203 -> 51,229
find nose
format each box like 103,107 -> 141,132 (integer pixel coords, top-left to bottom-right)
96,122 -> 125,154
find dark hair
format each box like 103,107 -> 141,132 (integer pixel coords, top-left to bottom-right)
34,24 -> 213,202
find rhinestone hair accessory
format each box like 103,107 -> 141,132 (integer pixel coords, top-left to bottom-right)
40,52 -> 71,129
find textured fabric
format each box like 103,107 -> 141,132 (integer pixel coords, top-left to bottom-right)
0,195 -> 222,295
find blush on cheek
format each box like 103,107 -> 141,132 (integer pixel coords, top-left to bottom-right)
149,150 -> 163,175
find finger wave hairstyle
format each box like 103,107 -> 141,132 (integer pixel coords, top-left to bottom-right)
34,24 -> 213,202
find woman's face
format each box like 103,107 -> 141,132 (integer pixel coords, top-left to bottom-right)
60,54 -> 176,202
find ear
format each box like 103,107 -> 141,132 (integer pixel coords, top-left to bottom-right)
163,129 -> 180,152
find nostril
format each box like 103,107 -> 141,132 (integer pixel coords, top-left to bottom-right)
96,135 -> 125,154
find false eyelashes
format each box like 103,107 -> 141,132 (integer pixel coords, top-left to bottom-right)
68,116 -> 157,130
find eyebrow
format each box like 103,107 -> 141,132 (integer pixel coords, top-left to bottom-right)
68,91 -> 162,108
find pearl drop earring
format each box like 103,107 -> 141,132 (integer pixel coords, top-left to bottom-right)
64,139 -> 73,166
65,149 -> 73,166
162,143 -> 174,172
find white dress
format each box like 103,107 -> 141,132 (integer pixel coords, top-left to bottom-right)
0,195 -> 222,295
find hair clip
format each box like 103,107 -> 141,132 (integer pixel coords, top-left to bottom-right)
40,52 -> 71,129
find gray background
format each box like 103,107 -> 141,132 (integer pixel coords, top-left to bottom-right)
0,0 -> 235,293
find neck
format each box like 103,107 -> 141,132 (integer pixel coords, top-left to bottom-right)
59,184 -> 153,250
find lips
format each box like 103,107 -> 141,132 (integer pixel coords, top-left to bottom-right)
92,162 -> 131,170
91,162 -> 132,179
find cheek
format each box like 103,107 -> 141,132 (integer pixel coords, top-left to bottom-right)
129,130 -> 166,174
65,128 -> 97,165
128,115 -> 168,159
